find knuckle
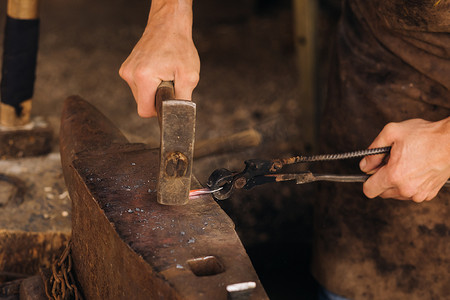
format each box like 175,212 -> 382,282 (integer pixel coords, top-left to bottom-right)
386,168 -> 402,186
119,64 -> 130,80
411,188 -> 430,203
184,71 -> 200,86
137,106 -> 154,118
362,182 -> 376,199
382,122 -> 398,135
133,66 -> 150,83
424,189 -> 439,202
412,193 -> 426,203
397,183 -> 415,199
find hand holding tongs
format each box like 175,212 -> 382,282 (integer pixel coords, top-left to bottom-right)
203,147 -> 450,200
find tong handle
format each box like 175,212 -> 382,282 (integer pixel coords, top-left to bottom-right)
312,174 -> 368,183
276,173 -> 450,187
313,175 -> 450,187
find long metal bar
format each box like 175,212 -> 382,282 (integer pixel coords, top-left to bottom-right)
274,172 -> 450,187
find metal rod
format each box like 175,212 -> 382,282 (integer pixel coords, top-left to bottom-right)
282,146 -> 392,164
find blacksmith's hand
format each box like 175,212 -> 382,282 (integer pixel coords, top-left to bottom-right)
119,0 -> 199,118
359,117 -> 450,202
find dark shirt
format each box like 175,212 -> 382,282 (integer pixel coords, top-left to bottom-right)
312,0 -> 450,299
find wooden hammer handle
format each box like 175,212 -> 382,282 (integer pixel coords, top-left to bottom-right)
7,0 -> 40,19
1,0 -> 40,126
155,81 -> 175,126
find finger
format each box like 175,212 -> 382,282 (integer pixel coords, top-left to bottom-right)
369,123 -> 401,149
384,186 -> 439,202
136,79 -> 161,118
361,123 -> 399,173
371,173 -> 440,202
119,63 -> 160,118
174,69 -> 199,100
420,188 -> 440,202
362,166 -> 393,198
123,79 -> 148,117
119,62 -> 139,102
411,177 -> 442,203
378,188 -> 410,200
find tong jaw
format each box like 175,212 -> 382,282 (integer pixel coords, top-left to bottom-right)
206,168 -> 234,200
207,159 -> 279,201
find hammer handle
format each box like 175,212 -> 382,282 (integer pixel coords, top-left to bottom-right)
8,0 -> 40,19
155,81 -> 175,126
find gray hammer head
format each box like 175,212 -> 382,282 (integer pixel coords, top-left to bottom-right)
156,82 -> 196,205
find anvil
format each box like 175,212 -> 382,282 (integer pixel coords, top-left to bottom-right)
59,96 -> 268,300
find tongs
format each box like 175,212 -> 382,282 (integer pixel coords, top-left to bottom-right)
193,147 -> 450,201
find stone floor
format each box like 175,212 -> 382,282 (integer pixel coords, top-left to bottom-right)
0,0 -> 341,298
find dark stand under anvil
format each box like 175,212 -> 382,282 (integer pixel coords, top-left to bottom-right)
60,96 -> 268,300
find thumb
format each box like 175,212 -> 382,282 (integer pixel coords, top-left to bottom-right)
136,79 -> 160,118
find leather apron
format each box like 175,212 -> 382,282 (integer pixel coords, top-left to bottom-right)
311,0 -> 450,299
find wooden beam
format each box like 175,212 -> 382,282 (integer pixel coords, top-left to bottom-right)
292,0 -> 318,150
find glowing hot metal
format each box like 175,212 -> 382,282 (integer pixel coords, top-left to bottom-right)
189,187 -> 223,200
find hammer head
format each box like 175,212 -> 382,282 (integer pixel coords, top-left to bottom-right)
156,83 -> 196,205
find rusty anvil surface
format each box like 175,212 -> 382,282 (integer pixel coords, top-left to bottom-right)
60,96 -> 267,300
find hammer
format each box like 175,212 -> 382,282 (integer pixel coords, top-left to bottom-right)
155,81 -> 196,205
1,0 -> 40,126
0,0 -> 53,158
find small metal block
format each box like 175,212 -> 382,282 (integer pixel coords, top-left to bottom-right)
227,282 -> 256,300
0,118 -> 53,159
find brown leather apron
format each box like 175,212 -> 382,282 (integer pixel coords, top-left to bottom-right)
312,0 -> 450,299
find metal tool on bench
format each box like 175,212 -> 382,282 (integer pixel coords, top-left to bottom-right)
155,81 -> 196,205
201,147 -> 450,200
